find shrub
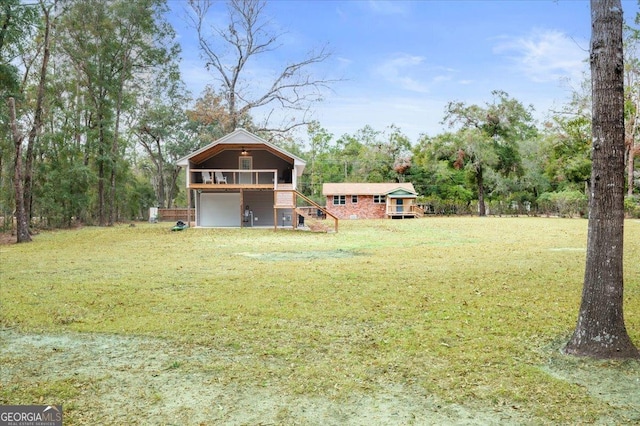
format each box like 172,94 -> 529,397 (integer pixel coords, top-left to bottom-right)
624,196 -> 640,218
537,190 -> 587,217
417,195 -> 473,215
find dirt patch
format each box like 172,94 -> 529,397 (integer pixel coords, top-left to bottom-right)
0,232 -> 16,245
1,330 -> 536,425
236,249 -> 359,261
542,340 -> 640,423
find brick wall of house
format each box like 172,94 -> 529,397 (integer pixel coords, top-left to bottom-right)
325,195 -> 386,219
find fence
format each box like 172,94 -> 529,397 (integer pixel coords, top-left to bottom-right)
157,208 -> 190,222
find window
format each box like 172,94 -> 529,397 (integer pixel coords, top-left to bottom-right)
351,195 -> 358,203
333,195 -> 346,205
239,156 -> 253,184
373,195 -> 386,204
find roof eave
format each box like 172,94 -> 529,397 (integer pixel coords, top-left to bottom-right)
176,128 -> 306,168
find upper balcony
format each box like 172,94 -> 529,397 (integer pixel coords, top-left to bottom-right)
189,169 -> 290,190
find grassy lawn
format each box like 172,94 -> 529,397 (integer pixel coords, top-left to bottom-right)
1,217 -> 639,424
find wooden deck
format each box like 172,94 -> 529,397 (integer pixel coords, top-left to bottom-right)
184,169 -> 338,231
191,168 -> 280,188
386,205 -> 424,219
189,183 -> 276,190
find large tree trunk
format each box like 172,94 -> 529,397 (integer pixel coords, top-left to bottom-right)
565,0 -> 639,359
7,97 -> 32,243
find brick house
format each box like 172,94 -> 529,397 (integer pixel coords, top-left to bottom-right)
322,183 -> 422,219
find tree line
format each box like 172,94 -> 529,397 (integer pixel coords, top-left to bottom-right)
1,0 -> 639,239
301,82 -> 639,218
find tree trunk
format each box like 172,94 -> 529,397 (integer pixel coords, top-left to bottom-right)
24,1 -> 52,223
476,164 -> 486,216
108,53 -> 127,226
145,135 -> 166,208
108,108 -> 121,226
628,144 -> 638,197
7,97 -> 32,243
565,0 -> 639,359
155,137 -> 166,208
98,121 -> 106,226
167,166 -> 182,209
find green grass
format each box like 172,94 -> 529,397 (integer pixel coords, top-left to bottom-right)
1,217 -> 639,424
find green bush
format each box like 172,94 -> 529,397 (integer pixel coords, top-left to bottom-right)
537,190 -> 587,217
624,196 -> 640,218
417,195 -> 473,215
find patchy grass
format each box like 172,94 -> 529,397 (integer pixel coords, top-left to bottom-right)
1,217 -> 639,424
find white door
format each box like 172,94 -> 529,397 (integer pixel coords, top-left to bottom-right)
239,156 -> 253,184
199,193 -> 241,227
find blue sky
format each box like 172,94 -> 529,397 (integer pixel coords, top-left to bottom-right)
167,0 -> 639,143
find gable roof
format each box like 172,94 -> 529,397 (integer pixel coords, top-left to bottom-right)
322,182 -> 417,196
176,129 -> 306,174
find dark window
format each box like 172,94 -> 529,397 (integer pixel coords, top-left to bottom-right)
333,195 -> 346,205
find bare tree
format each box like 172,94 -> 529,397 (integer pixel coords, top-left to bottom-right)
7,97 -> 31,243
565,0 -> 639,359
187,0 -> 338,135
2,0 -> 51,242
24,0 -> 54,224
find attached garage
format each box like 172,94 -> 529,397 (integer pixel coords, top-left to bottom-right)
175,129 -> 332,230
198,193 -> 241,227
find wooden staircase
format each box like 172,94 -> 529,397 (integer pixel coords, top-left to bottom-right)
274,188 -> 338,233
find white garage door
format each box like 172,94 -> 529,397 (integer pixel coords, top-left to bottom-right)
199,193 -> 241,227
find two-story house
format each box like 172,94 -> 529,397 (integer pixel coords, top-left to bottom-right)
177,129 -> 310,228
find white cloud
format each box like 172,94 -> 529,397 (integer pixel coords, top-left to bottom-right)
374,54 -> 432,93
180,58 -> 212,98
493,29 -> 588,85
336,57 -> 353,66
313,95 -> 446,142
365,0 -> 409,16
372,55 -> 463,95
433,75 -> 453,84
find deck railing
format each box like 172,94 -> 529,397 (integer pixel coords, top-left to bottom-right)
292,190 -> 339,232
273,189 -> 338,232
191,169 -> 279,187
386,204 -> 424,217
